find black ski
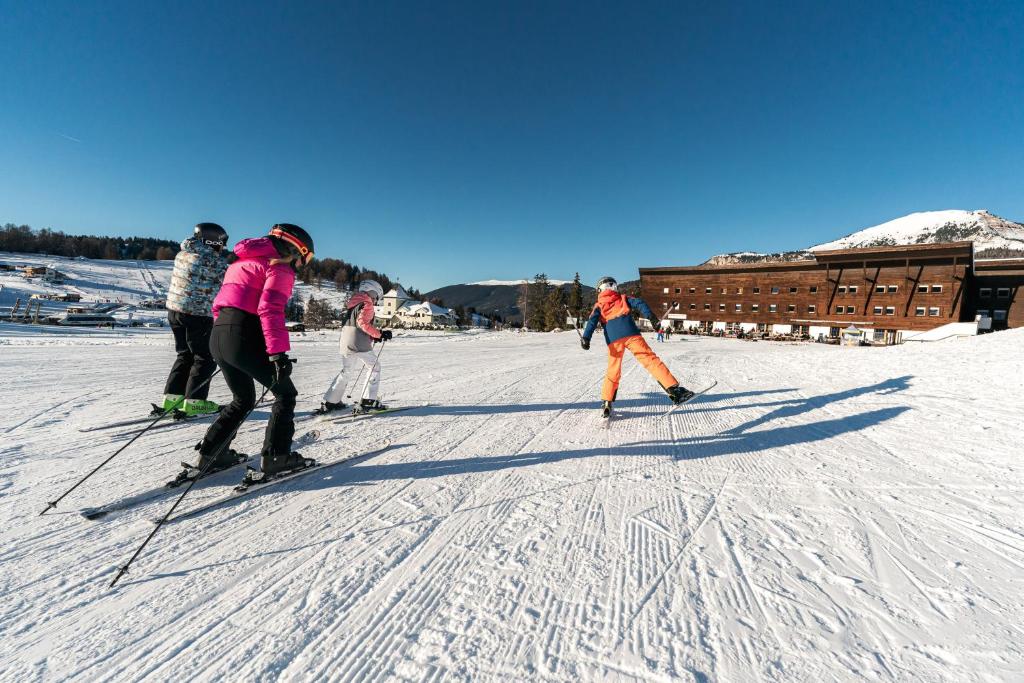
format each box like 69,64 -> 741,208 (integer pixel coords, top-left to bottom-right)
78,451 -> 250,520
665,380 -> 718,416
78,411 -> 216,434
161,440 -> 393,524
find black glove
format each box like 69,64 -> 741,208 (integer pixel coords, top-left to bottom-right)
380,329 -> 393,342
268,353 -> 293,383
581,338 -> 590,351
649,317 -> 660,330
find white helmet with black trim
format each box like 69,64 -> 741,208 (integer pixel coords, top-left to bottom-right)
359,279 -> 384,301
596,276 -> 618,292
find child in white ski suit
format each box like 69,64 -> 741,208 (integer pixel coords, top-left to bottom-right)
321,280 -> 392,411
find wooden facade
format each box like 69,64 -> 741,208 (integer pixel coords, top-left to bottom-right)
972,258 -> 1024,330
640,242 -> 976,339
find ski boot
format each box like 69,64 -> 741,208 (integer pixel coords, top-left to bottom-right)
181,398 -> 221,418
238,450 -> 316,489
167,442 -> 247,487
666,384 -> 696,405
355,398 -> 388,415
151,393 -> 184,415
601,400 -> 612,418
313,401 -> 347,415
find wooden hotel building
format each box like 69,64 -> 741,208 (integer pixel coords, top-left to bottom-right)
640,241 -> 1022,343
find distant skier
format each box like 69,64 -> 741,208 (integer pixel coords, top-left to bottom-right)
581,276 -> 694,417
192,223 -> 315,481
157,222 -> 231,417
318,279 -> 393,415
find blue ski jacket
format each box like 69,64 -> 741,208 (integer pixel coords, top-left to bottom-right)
582,290 -> 658,345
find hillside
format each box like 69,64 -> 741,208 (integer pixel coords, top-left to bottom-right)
705,209 -> 1024,265
426,280 -> 593,322
0,251 -> 355,324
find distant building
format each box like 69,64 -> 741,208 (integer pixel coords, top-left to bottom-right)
378,285 -> 412,320
640,241 -> 1023,344
390,300 -> 456,327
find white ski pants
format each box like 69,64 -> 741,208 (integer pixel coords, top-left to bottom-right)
323,350 -> 380,404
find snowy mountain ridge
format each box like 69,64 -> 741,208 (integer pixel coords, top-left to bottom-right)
467,278 -> 574,287
706,209 -> 1024,265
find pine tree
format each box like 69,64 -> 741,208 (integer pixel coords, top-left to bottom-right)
569,273 -> 584,326
544,285 -> 566,330
303,297 -> 335,329
526,274 -> 550,331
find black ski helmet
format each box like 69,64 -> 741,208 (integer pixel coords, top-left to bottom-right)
268,223 -> 315,266
194,222 -> 228,248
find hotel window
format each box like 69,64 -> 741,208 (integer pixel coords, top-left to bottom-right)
789,287 -> 798,293
846,306 -> 856,314
673,302 -> 680,310
736,287 -> 743,294
735,304 -> 742,312
704,303 -> 711,310
721,288 -> 728,294
771,286 -> 780,294
662,302 -> 669,308
876,285 -> 886,293
918,284 -> 928,293
931,285 -> 942,293
888,285 -> 898,293
994,309 -> 1008,321
848,286 -> 858,294
688,287 -> 696,294
873,306 -> 883,314
752,287 -> 761,294
838,286 -> 846,293
787,304 -> 796,312
752,304 -> 760,312
997,288 -> 1011,298
928,307 -> 940,316
979,288 -> 992,297
663,287 -> 669,294
674,288 -> 681,294
835,305 -> 843,314
705,287 -> 712,294
885,306 -> 895,315
809,286 -> 818,293
978,309 -> 990,319
807,304 -> 816,313
769,304 -> 778,312
915,307 -> 926,316
689,303 -> 696,310
719,303 -> 726,311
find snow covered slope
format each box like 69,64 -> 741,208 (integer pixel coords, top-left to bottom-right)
810,209 -> 1024,253
2,326 -> 1022,681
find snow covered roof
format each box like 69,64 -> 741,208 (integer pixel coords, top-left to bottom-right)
397,301 -> 453,316
384,285 -> 411,300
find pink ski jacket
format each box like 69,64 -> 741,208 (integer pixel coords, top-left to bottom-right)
212,237 -> 295,355
339,291 -> 382,353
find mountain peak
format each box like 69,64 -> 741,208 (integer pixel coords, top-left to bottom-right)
809,209 -> 1024,252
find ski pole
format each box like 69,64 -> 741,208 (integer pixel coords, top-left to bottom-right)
39,368 -> 223,516
359,338 -> 388,401
564,304 -> 583,340
109,381 -> 274,588
347,337 -> 388,400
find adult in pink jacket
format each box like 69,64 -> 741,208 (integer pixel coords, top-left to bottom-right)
196,223 -> 315,482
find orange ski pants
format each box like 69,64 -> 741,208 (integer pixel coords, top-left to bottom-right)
602,334 -> 678,401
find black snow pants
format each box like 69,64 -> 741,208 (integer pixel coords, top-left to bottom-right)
201,307 -> 298,457
164,310 -> 216,400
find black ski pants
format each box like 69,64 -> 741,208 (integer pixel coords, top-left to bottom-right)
202,307 -> 297,457
164,310 -> 216,401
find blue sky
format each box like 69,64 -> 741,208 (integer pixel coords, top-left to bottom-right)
2,1 -> 1022,291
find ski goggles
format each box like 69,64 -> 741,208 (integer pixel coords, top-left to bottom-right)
269,227 -> 314,266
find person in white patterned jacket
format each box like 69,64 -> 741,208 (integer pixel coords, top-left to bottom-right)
156,222 -> 232,417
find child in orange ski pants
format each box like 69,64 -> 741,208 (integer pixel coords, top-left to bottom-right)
602,335 -> 677,401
